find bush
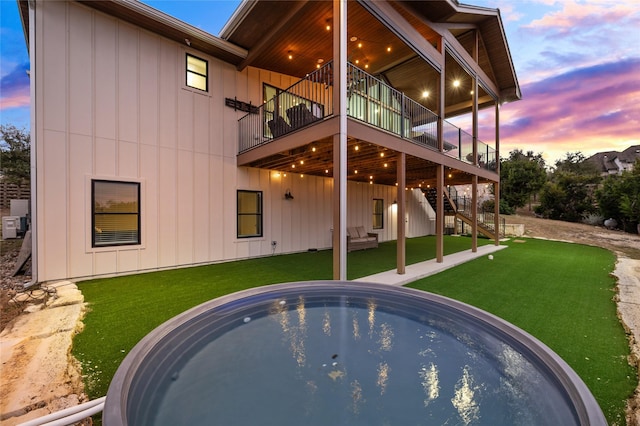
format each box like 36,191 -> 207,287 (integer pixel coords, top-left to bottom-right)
481,199 -> 514,215
582,213 -> 604,226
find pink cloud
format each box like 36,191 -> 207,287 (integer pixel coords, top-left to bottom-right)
497,58 -> 640,163
0,94 -> 30,109
526,1 -> 638,31
0,62 -> 30,112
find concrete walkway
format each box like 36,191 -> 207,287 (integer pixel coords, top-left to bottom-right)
356,243 -> 508,286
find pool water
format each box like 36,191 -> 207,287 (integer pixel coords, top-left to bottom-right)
117,284 -> 588,425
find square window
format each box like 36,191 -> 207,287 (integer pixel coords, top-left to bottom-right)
92,180 -> 140,247
186,53 -> 208,92
237,190 -> 263,238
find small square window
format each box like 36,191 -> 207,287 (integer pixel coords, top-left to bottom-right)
186,53 -> 208,92
92,180 -> 141,247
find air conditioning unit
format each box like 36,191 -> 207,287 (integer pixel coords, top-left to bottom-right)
2,216 -> 20,239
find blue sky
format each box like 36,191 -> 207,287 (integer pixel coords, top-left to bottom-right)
1,0 -> 638,164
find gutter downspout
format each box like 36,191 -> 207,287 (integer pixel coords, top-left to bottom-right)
24,0 -> 37,289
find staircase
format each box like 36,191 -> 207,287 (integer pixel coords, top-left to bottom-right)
422,188 -> 499,239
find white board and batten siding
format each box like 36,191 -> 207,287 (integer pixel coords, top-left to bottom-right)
33,1 -> 435,282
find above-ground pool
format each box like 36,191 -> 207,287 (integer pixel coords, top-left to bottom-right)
104,281 -> 605,425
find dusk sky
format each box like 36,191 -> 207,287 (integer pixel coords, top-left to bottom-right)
1,0 -> 638,165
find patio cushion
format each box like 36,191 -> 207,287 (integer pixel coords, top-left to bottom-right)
356,226 -> 369,238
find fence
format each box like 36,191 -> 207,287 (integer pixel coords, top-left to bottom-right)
0,181 -> 30,209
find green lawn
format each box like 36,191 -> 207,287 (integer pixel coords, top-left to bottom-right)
73,236 -> 635,424
408,238 -> 636,425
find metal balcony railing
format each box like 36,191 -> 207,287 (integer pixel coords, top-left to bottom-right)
238,61 -> 497,172
238,62 -> 334,153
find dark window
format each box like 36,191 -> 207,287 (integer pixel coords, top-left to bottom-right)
237,190 -> 263,238
373,198 -> 384,229
92,180 -> 140,247
186,53 -> 208,92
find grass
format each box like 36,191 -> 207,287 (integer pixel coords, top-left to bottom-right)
73,236 -> 636,424
407,238 -> 636,425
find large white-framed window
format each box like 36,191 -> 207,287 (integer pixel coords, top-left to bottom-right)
237,190 -> 263,238
186,53 -> 208,92
92,180 -> 141,247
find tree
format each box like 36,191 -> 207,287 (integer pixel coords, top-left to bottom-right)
499,149 -> 547,211
0,125 -> 31,184
552,151 -> 599,175
535,152 -> 600,222
596,159 -> 640,233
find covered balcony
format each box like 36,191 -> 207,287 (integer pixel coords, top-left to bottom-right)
238,62 -> 497,190
224,0 -> 520,278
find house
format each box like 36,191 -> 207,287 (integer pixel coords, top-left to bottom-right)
587,145 -> 640,176
18,0 -> 520,283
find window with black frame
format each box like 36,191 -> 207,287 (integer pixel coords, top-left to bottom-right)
186,53 -> 208,92
373,198 -> 384,229
237,190 -> 263,238
92,180 -> 140,247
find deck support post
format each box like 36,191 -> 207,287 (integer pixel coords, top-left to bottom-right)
494,102 -> 501,245
332,0 -> 347,280
396,152 -> 406,274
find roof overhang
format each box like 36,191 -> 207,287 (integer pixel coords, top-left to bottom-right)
221,0 -> 521,109
18,0 -> 248,66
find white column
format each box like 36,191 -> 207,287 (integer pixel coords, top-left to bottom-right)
332,0 -> 347,280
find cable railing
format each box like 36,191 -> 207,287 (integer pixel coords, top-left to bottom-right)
238,61 -> 496,171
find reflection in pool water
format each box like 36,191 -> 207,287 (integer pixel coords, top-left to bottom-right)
105,282 -> 606,425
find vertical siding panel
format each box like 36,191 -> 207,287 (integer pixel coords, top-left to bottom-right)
95,137 -> 116,176
208,61 -> 224,157
209,155 -> 224,260
117,249 -> 139,273
139,144 -> 158,270
178,91 -> 194,151
118,141 -> 138,178
118,23 -> 138,143
194,95 -> 210,154
68,5 -> 92,136
269,171 -> 282,253
193,154 -> 210,263
222,66 -> 240,158
159,43 -> 177,148
68,134 -> 93,278
139,32 -> 159,147
95,252 -> 117,276
158,147 -> 177,267
177,150 -> 194,264
42,1 -> 67,133
225,157 -> 242,259
94,14 -> 116,140
42,130 -> 68,280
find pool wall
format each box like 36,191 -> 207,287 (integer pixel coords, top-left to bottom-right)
103,281 -> 606,425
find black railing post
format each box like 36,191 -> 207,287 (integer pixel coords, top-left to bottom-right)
401,93 -> 405,139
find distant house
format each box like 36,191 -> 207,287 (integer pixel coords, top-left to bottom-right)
587,146 -> 640,176
18,0 -> 520,283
